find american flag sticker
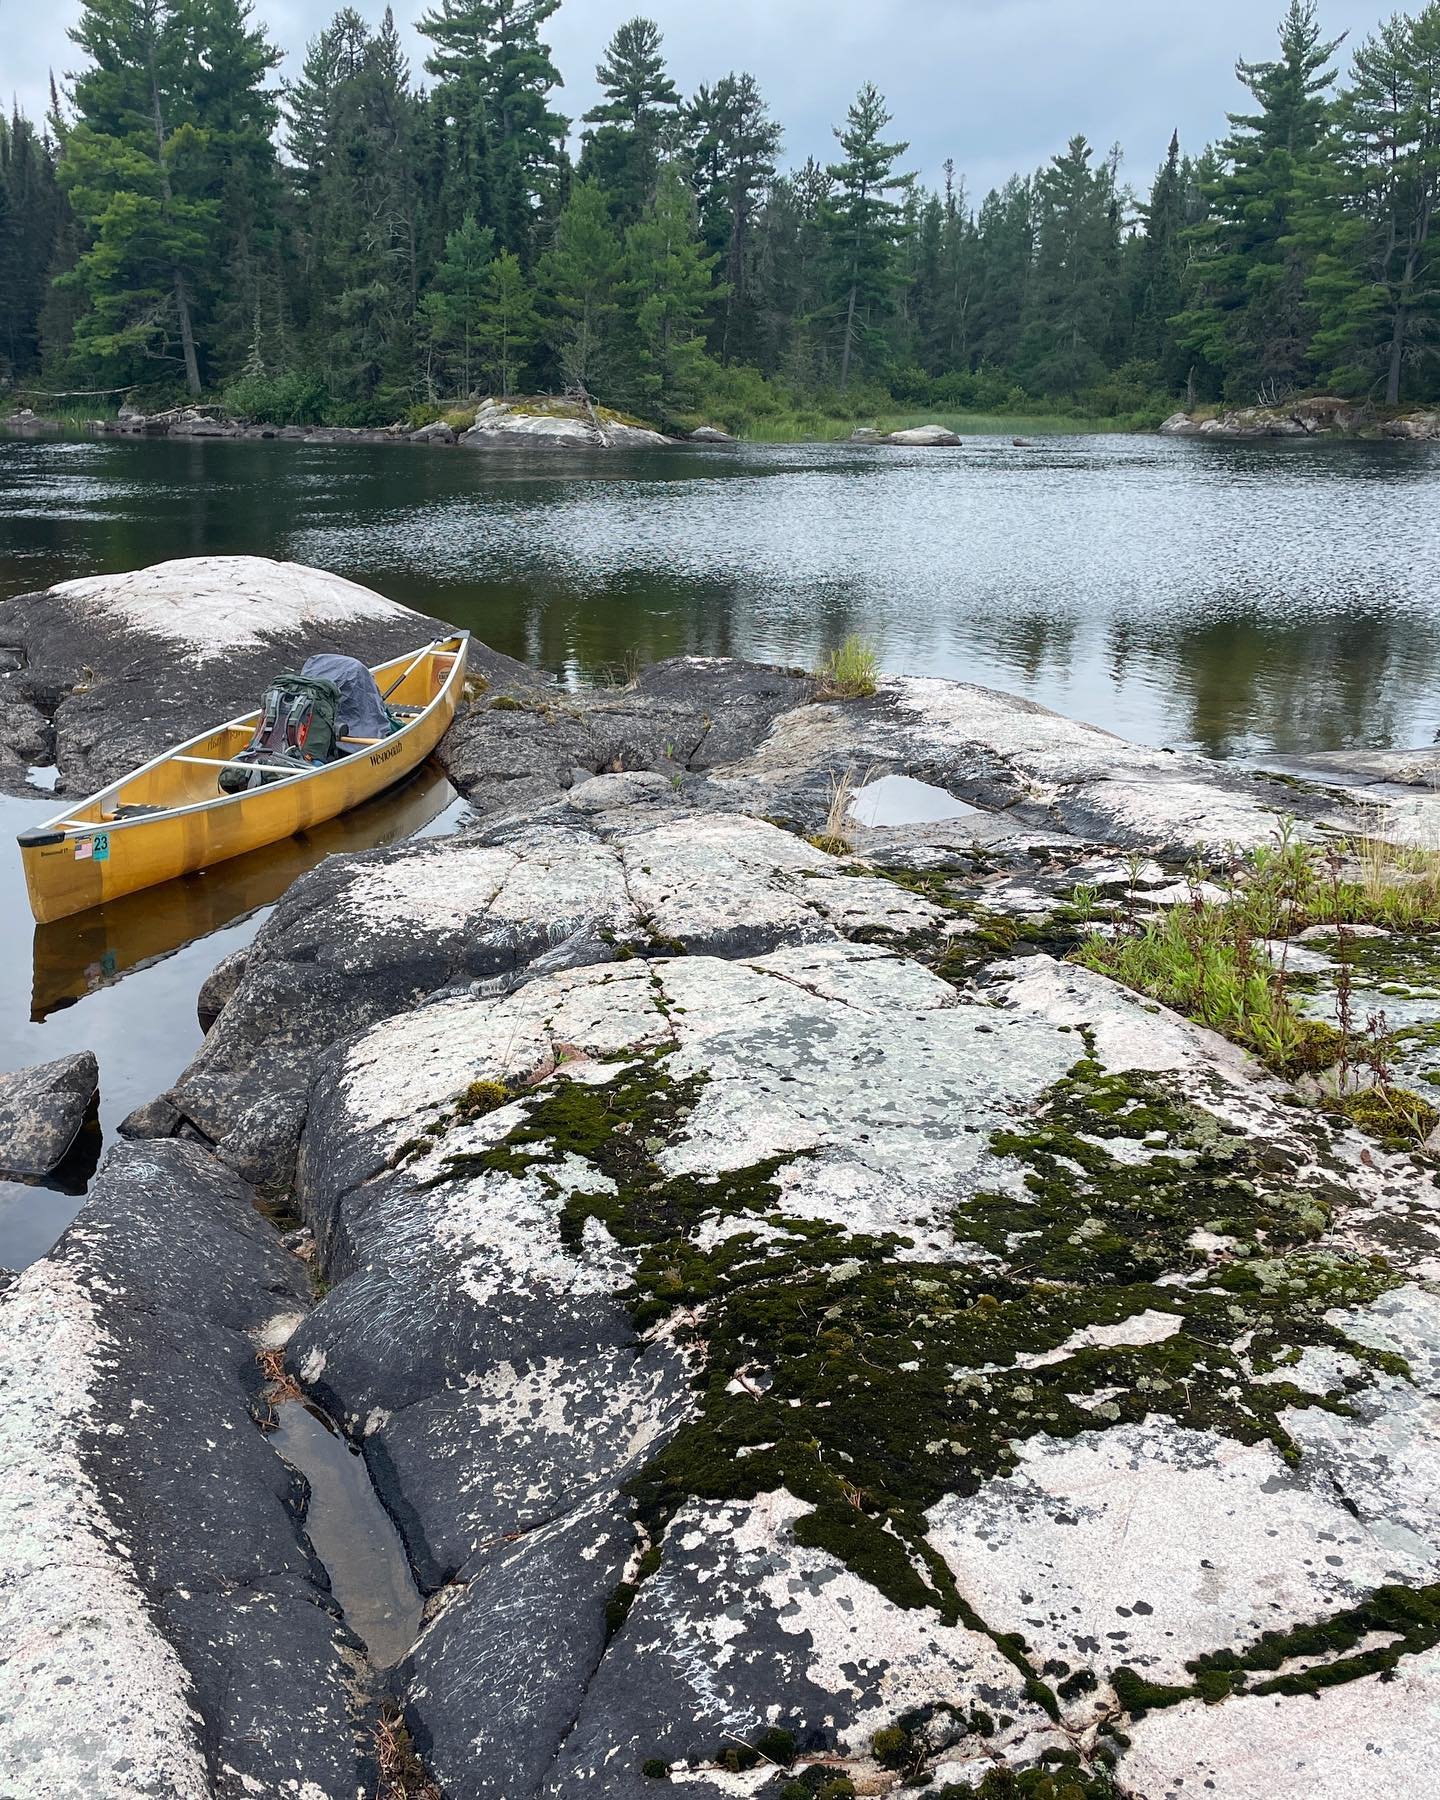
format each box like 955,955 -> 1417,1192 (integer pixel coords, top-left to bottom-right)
75,838 -> 92,860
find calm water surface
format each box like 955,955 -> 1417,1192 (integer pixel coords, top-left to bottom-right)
4,428 -> 1439,757
1,425 -> 1437,1263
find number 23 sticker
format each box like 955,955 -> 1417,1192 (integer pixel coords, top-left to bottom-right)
76,831 -> 110,862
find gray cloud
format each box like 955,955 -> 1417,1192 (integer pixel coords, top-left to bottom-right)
7,0 -> 1392,199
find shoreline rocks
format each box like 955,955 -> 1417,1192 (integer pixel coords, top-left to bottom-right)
0,1052 -> 99,1177
0,554 -> 532,798
1160,396 -> 1440,440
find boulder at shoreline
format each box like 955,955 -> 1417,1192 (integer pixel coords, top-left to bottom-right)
0,554 -> 532,797
0,1051 -> 98,1176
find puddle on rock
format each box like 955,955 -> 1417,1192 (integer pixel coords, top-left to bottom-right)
849,772 -> 983,828
270,1400 -> 423,1669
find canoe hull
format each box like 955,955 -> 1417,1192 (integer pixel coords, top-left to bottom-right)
20,635 -> 467,924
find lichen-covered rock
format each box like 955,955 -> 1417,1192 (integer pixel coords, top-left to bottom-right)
0,1051 -> 98,1176
264,911 -> 1440,1796
461,395 -> 672,450
157,805 -> 950,1185
0,1140 -> 371,1797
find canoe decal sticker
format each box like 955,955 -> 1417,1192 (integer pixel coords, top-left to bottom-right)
76,832 -> 110,862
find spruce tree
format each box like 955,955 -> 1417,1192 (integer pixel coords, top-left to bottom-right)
1016,136 -> 1125,397
536,176 -> 625,390
686,72 -> 781,360
821,82 -> 914,389
623,162 -> 718,413
474,248 -> 539,392
578,16 -> 680,223
0,109 -> 66,382
422,213 -> 495,393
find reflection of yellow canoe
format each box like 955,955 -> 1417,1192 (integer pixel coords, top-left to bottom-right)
19,634 -> 469,924
29,758 -> 460,1021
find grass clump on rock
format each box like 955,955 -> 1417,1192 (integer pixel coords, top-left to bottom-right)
815,635 -> 879,700
1074,824 -> 1440,1145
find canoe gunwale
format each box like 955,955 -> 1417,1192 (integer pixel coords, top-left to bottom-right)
32,631 -> 470,840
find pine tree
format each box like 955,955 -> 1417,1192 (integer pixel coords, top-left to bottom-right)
474,248 -> 539,392
578,16 -> 679,223
821,82 -> 914,389
536,176 -> 624,390
1177,0 -> 1344,400
176,0 -> 284,378
1305,5 -> 1440,403
623,162 -> 719,413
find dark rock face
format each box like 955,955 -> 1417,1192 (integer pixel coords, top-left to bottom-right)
435,654 -> 812,820
0,1139 -> 372,1798
0,554 -> 533,798
0,1051 -> 98,1176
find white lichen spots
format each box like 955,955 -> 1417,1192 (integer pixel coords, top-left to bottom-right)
649,1492 -> 1047,1756
299,1345 -> 327,1384
1120,1644 -> 1440,1800
926,1419 -> 1436,1685
251,1310 -> 305,1351
0,1260 -> 211,1797
49,555 -> 412,659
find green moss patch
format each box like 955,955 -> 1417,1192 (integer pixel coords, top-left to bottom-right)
1114,1579 -> 1440,1716
426,1050 -> 1402,1642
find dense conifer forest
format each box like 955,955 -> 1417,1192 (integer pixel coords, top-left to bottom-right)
1,0 -> 1438,433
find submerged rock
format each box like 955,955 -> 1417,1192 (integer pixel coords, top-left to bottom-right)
0,1051 -> 98,1176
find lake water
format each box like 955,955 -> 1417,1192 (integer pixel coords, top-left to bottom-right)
1,424 -> 1437,1263
4,428 -> 1439,758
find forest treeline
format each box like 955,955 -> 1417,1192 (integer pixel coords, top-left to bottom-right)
1,0 -> 1438,433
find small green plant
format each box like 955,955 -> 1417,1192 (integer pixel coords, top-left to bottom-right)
1075,822 -> 1440,1145
816,635 -> 879,700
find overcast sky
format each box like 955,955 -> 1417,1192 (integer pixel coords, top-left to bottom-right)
5,0 -> 1397,200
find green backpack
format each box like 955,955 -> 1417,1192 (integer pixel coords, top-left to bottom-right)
219,672 -> 342,793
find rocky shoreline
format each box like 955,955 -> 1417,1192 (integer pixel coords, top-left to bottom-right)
3,558 -> 1440,1799
1160,395 -> 1440,441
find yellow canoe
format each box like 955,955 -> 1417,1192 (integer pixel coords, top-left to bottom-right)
18,633 -> 469,924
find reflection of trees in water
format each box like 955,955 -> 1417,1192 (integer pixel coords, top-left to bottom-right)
1105,606 -> 1440,758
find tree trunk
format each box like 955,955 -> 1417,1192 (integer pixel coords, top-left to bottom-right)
839,282 -> 858,391
173,273 -> 202,395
